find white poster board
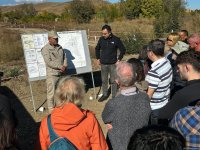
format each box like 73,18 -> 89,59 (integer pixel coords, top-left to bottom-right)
21,34 -> 48,81
21,30 -> 92,82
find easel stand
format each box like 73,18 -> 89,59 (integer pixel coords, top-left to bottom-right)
29,81 -> 36,113
90,71 -> 96,100
29,72 -> 97,113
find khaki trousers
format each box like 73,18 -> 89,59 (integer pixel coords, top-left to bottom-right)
46,75 -> 59,109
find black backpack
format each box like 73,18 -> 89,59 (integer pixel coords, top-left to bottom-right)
47,115 -> 77,150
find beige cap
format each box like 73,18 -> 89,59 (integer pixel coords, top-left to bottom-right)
48,30 -> 58,38
171,41 -> 189,54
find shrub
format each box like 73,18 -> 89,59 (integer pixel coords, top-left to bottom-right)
7,67 -> 20,77
33,11 -> 58,22
119,32 -> 147,54
154,0 -> 185,37
69,0 -> 95,23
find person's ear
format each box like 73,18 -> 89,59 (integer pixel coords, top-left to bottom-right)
148,51 -> 153,57
185,64 -> 191,72
115,79 -> 120,85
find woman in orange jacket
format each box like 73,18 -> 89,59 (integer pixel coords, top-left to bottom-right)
37,76 -> 108,150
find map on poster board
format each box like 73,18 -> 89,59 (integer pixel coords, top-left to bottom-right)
21,30 -> 92,82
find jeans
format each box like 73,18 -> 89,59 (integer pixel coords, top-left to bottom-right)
151,109 -> 159,125
101,64 -> 117,98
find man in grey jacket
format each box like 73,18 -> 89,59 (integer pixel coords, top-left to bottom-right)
41,31 -> 67,113
102,62 -> 151,150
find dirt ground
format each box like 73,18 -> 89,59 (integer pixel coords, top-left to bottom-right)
0,72 -> 110,150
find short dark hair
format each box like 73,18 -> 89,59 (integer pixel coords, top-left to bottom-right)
127,58 -> 145,82
176,50 -> 200,72
0,113 -> 19,150
139,45 -> 148,60
127,125 -> 185,150
180,30 -> 188,36
148,39 -> 165,56
102,24 -> 112,32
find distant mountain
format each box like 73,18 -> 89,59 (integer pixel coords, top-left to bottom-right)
0,2 -> 68,15
0,1 -> 110,15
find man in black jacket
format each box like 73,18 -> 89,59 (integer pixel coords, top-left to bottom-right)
95,25 -> 126,102
159,50 -> 200,120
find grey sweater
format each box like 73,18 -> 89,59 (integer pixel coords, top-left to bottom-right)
102,91 -> 151,150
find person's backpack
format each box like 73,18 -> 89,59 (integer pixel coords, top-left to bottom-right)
47,115 -> 77,150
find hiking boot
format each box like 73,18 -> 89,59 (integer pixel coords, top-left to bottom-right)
98,95 -> 108,102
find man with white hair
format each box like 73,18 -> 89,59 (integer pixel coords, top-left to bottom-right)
102,62 -> 151,150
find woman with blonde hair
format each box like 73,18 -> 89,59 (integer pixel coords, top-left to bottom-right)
166,33 -> 180,47
37,76 -> 108,150
165,32 -> 180,65
165,33 -> 189,97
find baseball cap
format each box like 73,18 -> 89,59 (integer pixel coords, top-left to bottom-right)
48,30 -> 58,38
171,41 -> 189,54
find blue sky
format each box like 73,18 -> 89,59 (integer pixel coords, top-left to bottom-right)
0,0 -> 199,10
186,0 -> 200,10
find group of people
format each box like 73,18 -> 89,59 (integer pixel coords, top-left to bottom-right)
1,25 -> 200,150
97,26 -> 200,149
37,25 -> 200,150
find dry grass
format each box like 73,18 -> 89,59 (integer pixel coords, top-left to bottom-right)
0,28 -> 23,63
0,17 -> 155,64
0,10 -> 200,64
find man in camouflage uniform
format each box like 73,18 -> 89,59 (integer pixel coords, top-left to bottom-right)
41,31 -> 67,113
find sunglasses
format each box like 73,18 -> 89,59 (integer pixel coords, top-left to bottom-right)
167,38 -> 173,42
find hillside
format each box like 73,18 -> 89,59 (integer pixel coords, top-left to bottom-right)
0,2 -> 67,15
0,1 -> 110,15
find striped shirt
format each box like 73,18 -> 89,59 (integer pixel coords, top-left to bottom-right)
145,57 -> 172,110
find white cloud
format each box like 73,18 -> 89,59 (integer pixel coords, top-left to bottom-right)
15,0 -> 47,3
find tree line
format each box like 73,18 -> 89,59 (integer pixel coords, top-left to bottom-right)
0,0 -> 200,62
0,0 -> 199,37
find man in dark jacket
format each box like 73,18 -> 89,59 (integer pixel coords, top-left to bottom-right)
159,50 -> 200,120
95,25 -> 126,102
